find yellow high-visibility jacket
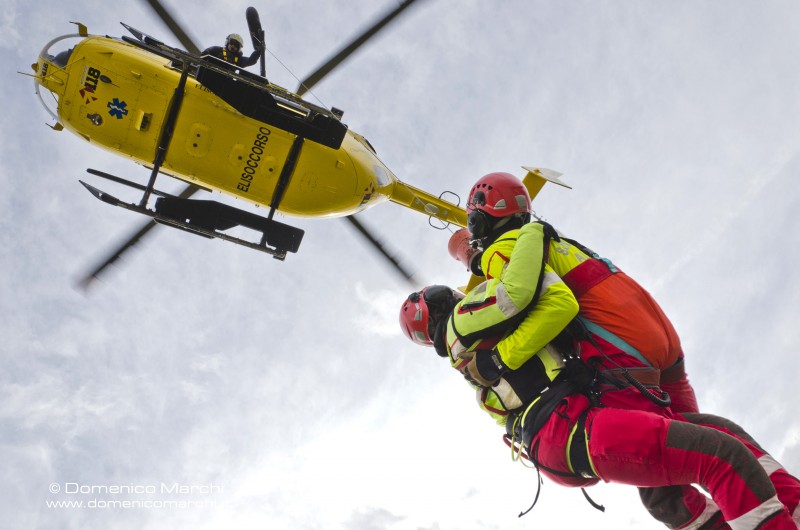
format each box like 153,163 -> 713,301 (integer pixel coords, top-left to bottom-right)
443,225 -> 578,424
454,222 -> 578,370
481,222 -> 682,371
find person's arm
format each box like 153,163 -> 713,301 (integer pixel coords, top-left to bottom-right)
492,223 -> 547,306
453,226 -> 545,341
481,223 -> 548,281
460,266 -> 577,384
490,221 -> 574,368
240,48 -> 262,68
460,222 -> 576,384
494,265 -> 578,369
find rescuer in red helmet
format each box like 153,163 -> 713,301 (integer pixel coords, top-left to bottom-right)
437,170 -> 799,528
399,267 -> 800,528
459,171 -> 697,413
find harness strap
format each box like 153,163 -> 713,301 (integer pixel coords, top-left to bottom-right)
660,356 -> 687,384
567,409 -> 596,478
529,438 -> 587,478
221,49 -> 240,64
597,366 -> 661,389
579,317 -> 653,367
581,488 -> 606,512
561,256 -> 616,299
519,378 -> 576,446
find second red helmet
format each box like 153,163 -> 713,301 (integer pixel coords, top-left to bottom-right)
466,172 -> 531,239
467,172 -> 531,218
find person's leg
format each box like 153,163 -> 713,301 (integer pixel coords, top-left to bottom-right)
681,413 -> 800,527
638,485 -> 727,529
588,407 -> 796,529
587,363 -> 713,528
603,389 -> 721,529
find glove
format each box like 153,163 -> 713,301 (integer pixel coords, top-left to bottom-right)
254,30 -> 266,53
457,349 -> 508,387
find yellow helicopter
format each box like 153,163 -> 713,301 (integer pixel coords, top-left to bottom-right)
30,0 -> 567,287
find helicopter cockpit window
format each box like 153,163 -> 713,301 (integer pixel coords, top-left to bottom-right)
373,166 -> 392,187
50,47 -> 73,68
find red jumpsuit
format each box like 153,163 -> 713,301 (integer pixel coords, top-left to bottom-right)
481,223 -> 712,527
522,338 -> 800,530
453,224 -> 800,528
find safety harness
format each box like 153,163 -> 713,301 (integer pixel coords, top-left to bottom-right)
221,49 -> 240,64
503,347 -> 606,517
490,223 -> 673,515
507,345 -> 596,471
543,226 -> 673,407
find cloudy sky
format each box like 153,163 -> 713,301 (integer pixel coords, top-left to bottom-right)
3,0 -> 800,528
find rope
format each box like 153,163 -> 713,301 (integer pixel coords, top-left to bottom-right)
518,468 -> 543,518
265,47 -> 327,108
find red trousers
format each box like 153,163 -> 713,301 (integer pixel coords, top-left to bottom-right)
528,391 -> 800,529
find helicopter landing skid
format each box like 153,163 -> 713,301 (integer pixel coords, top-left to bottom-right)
79,180 -> 304,259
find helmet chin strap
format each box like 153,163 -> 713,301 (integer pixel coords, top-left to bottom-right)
492,215 -> 514,231
432,318 -> 449,357
429,294 -> 461,357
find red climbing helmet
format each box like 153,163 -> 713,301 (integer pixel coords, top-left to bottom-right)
399,285 -> 462,346
466,172 -> 531,239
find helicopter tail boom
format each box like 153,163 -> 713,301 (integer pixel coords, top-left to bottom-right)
388,181 -> 467,228
387,167 -> 570,229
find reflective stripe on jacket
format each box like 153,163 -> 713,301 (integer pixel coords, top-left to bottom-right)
452,224 -> 578,370
445,272 -> 574,425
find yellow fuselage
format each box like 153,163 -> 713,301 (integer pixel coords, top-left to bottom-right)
35,34 -> 467,226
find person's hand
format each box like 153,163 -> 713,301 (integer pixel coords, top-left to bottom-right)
457,349 -> 507,387
255,32 -> 266,53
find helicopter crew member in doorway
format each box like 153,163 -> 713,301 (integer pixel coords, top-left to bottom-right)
202,33 -> 262,68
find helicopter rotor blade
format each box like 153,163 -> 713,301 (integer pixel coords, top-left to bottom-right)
343,215 -> 418,287
142,0 -> 202,54
246,6 -> 267,78
77,182 -> 202,290
296,0 -> 425,96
